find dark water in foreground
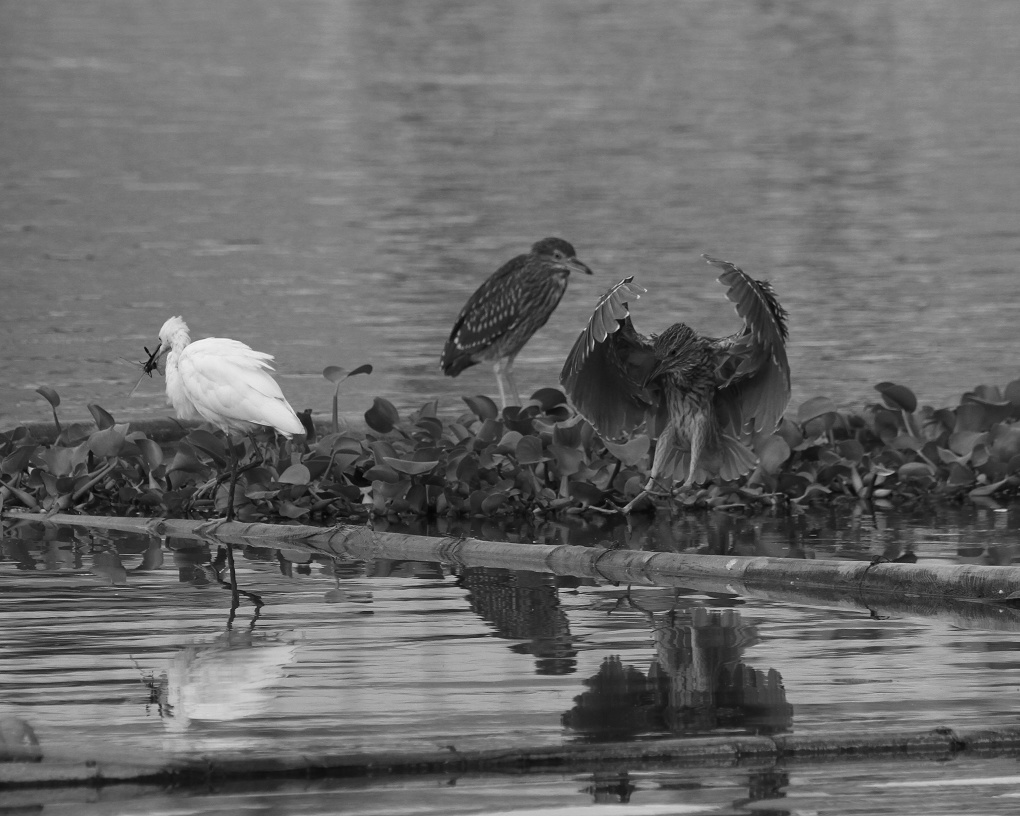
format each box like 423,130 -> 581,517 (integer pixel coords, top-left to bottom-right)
1,0 -> 1019,431
5,507 -> 1020,813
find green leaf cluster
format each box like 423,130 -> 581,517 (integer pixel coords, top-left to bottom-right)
777,380 -> 1020,509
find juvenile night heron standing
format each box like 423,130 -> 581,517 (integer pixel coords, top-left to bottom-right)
144,316 -> 304,522
441,237 -> 593,407
561,255 -> 790,513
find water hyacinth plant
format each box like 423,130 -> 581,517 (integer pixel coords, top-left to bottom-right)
1,379 -> 1018,522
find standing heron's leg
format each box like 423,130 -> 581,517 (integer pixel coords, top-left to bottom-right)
492,358 -> 519,408
503,357 -> 521,406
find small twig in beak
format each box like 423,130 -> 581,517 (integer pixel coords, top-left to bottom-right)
128,369 -> 150,396
127,344 -> 162,396
142,344 -> 161,375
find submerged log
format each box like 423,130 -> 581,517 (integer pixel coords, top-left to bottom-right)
6,510 -> 1020,630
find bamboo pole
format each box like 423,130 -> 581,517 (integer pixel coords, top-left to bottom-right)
3,724 -> 1020,790
6,510 -> 1020,630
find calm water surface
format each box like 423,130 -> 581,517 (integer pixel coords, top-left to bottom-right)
1,1 -> 1019,430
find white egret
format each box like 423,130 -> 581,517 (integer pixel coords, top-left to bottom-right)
145,316 -> 304,521
145,316 -> 304,611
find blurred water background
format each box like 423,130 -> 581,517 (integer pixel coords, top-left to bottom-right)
1,0 -> 1018,430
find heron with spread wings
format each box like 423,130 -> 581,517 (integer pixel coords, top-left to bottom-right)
560,255 -> 790,513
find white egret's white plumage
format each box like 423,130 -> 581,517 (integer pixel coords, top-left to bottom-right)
146,315 -> 303,592
152,316 -> 303,438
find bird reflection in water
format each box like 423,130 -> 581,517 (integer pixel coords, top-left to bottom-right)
563,598 -> 792,740
458,567 -> 579,675
142,630 -> 297,735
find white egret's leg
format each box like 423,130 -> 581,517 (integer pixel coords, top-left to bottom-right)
223,432 -> 240,608
224,432 -> 240,523
246,431 -> 266,467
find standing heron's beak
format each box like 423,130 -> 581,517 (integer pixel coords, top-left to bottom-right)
566,257 -> 594,276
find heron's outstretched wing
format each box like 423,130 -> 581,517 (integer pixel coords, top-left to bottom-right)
560,278 -> 658,439
702,255 -> 791,438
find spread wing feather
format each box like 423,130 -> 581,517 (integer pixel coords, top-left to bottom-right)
560,278 -> 658,439
702,255 -> 790,438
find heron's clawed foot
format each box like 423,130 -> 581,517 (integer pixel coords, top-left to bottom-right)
586,494 -> 652,515
618,478 -> 677,514
619,492 -> 653,515
588,500 -> 626,515
584,487 -> 667,515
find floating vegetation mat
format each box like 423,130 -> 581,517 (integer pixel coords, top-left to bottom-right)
2,379 -> 1018,523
